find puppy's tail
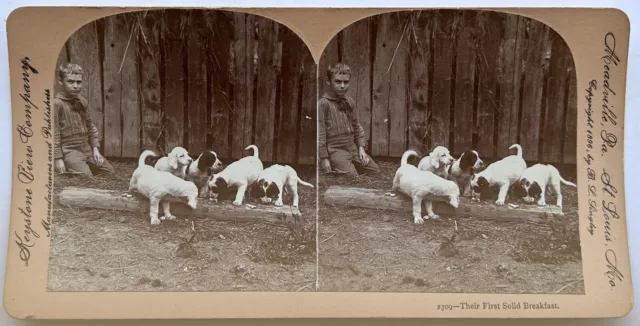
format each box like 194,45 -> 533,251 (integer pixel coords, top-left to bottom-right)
400,150 -> 419,166
509,144 -> 523,158
559,175 -> 577,187
138,150 -> 157,167
296,177 -> 315,188
245,145 -> 259,158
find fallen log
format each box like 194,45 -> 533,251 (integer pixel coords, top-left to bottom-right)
57,187 -> 302,224
322,186 -> 563,223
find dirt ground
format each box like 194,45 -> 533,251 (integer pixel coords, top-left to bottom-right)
317,158 -> 584,294
48,158 -> 317,292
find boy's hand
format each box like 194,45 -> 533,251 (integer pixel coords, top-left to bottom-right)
358,146 -> 370,165
320,158 -> 331,172
55,159 -> 66,173
93,147 -> 105,166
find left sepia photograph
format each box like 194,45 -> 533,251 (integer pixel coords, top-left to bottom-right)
48,9 -> 318,292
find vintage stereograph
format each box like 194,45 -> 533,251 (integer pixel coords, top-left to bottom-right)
2,5 -> 632,319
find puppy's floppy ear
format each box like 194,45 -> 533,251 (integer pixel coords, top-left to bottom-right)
528,181 -> 542,198
459,151 -> 474,170
477,176 -> 489,188
168,152 -> 178,169
430,155 -> 440,169
266,182 -> 280,198
250,179 -> 265,198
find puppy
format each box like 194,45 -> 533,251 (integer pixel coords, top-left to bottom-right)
250,164 -> 314,208
393,150 -> 460,225
154,146 -> 193,179
418,146 -> 455,179
470,144 -> 527,206
128,150 -> 198,225
515,163 -> 577,208
448,149 -> 485,197
185,150 -> 223,197
207,145 -> 263,206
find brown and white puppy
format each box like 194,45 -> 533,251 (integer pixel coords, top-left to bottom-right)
128,150 -> 198,225
153,146 -> 193,179
447,149 -> 485,197
514,163 -> 577,208
417,145 -> 455,179
185,150 -> 223,197
393,150 -> 460,225
470,144 -> 526,206
207,145 -> 263,206
250,164 -> 314,208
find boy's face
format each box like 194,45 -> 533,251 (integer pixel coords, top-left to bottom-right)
58,73 -> 83,97
327,73 -> 350,96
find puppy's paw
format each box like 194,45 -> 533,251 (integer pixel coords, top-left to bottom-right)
162,215 -> 176,221
150,217 -> 161,225
275,200 -> 284,207
260,197 -> 272,204
414,217 -> 425,225
495,199 -> 505,206
292,204 -> 299,209
232,200 -> 242,206
537,199 -> 547,206
524,197 -> 535,204
426,213 -> 440,220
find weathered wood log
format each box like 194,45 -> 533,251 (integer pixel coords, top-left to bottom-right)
57,187 -> 301,224
323,186 -> 563,223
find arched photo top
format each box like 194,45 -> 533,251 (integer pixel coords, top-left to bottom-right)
54,9 -> 317,166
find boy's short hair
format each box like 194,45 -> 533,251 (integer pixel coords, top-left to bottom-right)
58,63 -> 83,80
326,63 -> 351,80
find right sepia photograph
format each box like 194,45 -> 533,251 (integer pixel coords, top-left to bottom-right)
316,9 -> 582,293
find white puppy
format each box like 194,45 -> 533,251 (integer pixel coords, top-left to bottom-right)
418,146 -> 455,179
250,164 -> 314,208
128,150 -> 198,225
469,144 -> 527,206
393,150 -> 460,225
448,149 -> 485,197
207,145 -> 263,206
154,146 -> 193,179
515,163 -> 577,208
185,150 -> 223,197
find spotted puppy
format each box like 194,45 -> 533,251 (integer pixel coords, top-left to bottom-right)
470,144 -> 526,206
128,150 -> 198,225
250,164 -> 314,209
185,150 -> 223,197
207,145 -> 263,206
417,145 -> 455,179
448,149 -> 485,197
393,150 -> 460,225
514,163 -> 577,208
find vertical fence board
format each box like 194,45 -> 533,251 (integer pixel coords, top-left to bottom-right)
119,15 -> 141,158
407,11 -> 432,154
519,21 -> 549,161
138,12 -> 162,152
231,13 -> 249,158
564,56 -> 578,164
54,42 -> 68,97
277,29 -> 303,163
341,18 -> 372,147
541,31 -> 570,162
453,11 -> 476,154
476,11 -> 501,158
254,19 -> 278,162
299,51 -> 317,165
186,10 -> 208,154
67,22 -> 103,144
387,13 -> 409,157
318,36 -> 340,95
102,15 -> 126,157
162,10 -> 185,154
371,15 -> 393,156
208,11 -> 232,158
431,11 -> 456,149
496,14 -> 525,157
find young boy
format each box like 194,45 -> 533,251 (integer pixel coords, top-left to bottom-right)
54,63 -> 114,176
318,63 -> 379,175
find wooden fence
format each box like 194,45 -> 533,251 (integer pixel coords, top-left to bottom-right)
55,9 -> 317,165
319,10 -> 577,164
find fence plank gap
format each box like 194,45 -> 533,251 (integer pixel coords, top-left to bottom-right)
475,11 -> 501,158
254,18 -> 278,162
453,11 -> 477,154
138,12 -> 163,152
186,10 -> 208,154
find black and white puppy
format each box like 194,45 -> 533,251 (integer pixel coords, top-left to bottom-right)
250,164 -> 314,209
185,150 -> 223,197
207,145 -> 263,206
393,150 -> 460,225
447,149 -> 484,197
514,163 -> 577,208
470,144 -> 526,206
